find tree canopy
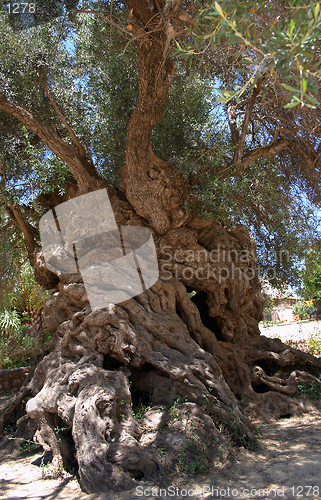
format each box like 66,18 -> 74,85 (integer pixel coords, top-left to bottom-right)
0,0 -> 321,289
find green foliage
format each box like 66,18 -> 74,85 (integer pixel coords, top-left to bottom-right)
3,0 -> 79,32
0,308 -> 21,336
0,310 -> 23,369
292,301 -> 310,319
258,320 -> 281,325
296,379 -> 321,399
0,264 -> 50,370
300,241 -> 321,300
188,148 -> 316,286
0,307 -> 36,369
152,69 -> 214,169
132,402 -> 151,421
0,315 -> 38,370
262,292 -> 274,321
0,0 -> 320,293
10,264 -> 50,321
8,435 -> 40,453
174,442 -> 211,475
19,439 -> 39,454
175,1 -> 321,108
307,332 -> 321,355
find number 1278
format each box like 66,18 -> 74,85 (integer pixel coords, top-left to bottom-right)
5,3 -> 36,14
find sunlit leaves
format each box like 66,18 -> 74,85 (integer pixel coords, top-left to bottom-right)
174,1 -> 321,109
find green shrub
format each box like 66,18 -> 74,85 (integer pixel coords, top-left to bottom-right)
307,332 -> 321,355
292,301 -> 310,320
296,380 -> 321,399
0,309 -> 23,369
0,264 -> 52,371
0,307 -> 49,370
10,265 -> 50,325
262,292 -> 274,322
0,309 -> 21,336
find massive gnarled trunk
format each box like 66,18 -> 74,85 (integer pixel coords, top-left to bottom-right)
2,205 -> 321,492
1,1 -> 321,494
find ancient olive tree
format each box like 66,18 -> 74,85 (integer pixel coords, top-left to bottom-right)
1,0 -> 321,493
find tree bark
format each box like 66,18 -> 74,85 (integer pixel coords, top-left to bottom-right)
2,192 -> 321,491
0,93 -> 106,194
119,2 -> 189,235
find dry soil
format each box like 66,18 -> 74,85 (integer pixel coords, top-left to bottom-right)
1,407 -> 321,500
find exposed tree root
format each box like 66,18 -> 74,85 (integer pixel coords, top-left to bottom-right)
1,223 -> 321,492
0,353 -> 47,438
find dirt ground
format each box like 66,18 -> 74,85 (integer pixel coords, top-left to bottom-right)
1,404 -> 321,500
259,320 -> 321,343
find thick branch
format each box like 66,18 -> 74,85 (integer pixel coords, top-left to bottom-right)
1,195 -> 42,254
119,2 -> 189,234
36,70 -> 86,158
0,93 -> 104,193
1,159 -> 38,251
2,205 -> 20,232
0,159 -> 59,287
10,203 -> 38,252
233,78 -> 264,164
230,138 -> 289,177
124,0 -> 156,25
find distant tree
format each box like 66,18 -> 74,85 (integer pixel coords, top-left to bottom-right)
300,241 -> 321,301
293,300 -> 310,319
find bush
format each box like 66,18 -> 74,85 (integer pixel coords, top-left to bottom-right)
307,332 -> 321,355
262,292 -> 274,322
292,301 -> 310,320
0,264 -> 52,369
0,309 -> 21,336
10,265 -> 50,325
0,308 -> 23,369
296,380 -> 321,399
0,307 -> 50,369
